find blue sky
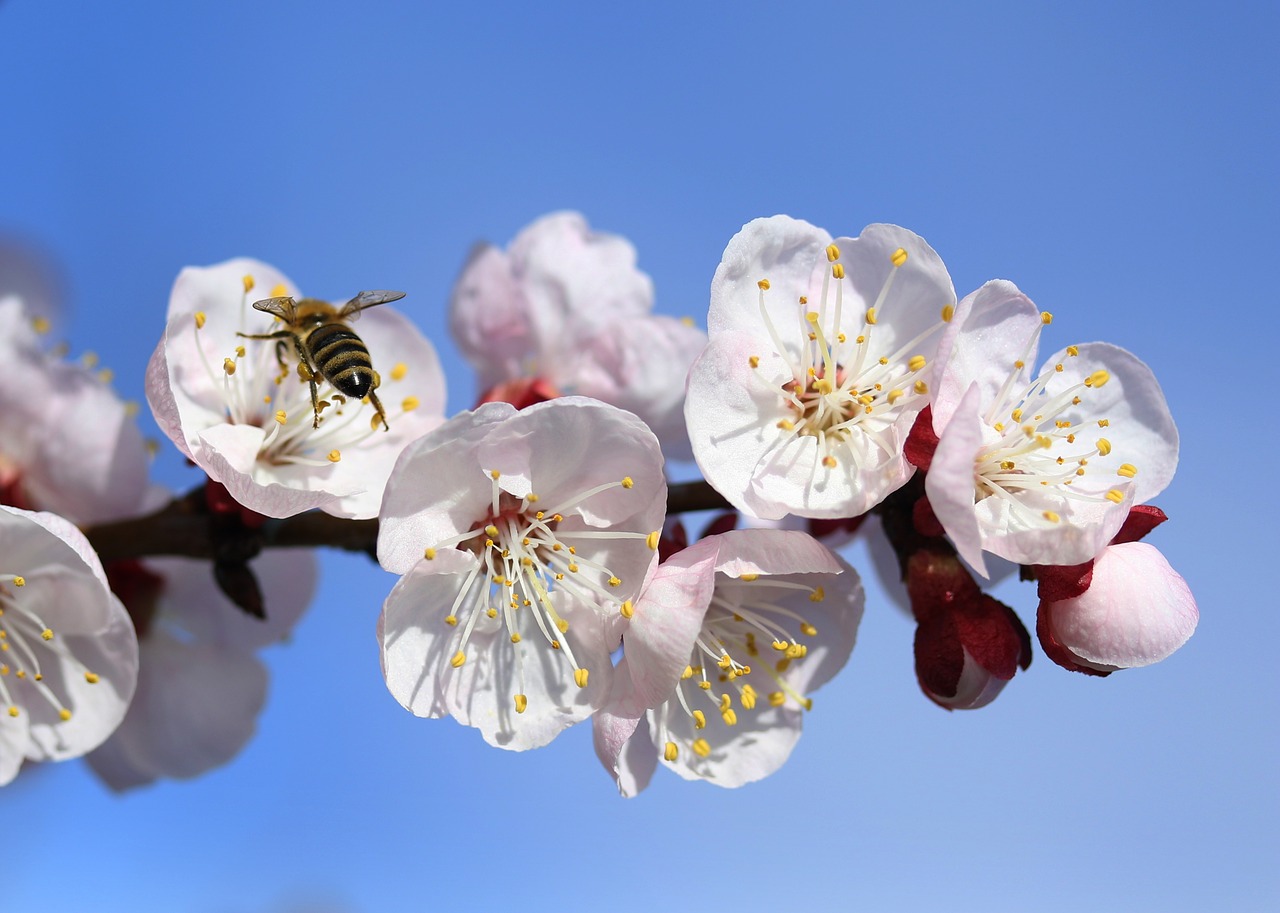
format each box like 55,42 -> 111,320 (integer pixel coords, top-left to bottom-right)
2,1 -> 1277,911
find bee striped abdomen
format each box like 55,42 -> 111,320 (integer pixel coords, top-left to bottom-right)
309,322 -> 374,398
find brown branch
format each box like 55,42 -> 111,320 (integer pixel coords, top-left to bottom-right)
82,479 -> 730,565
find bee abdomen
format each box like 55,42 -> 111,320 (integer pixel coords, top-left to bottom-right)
310,323 -> 374,398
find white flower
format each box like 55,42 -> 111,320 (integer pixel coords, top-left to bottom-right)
450,212 -> 706,457
0,506 -> 138,786
87,548 -> 316,790
924,280 -> 1179,576
685,215 -> 960,520
146,258 -> 446,519
594,528 -> 863,795
378,397 -> 667,750
0,296 -> 148,525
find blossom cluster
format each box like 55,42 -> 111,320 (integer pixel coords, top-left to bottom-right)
0,211 -> 1196,794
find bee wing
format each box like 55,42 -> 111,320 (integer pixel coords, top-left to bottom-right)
252,296 -> 297,320
339,290 -> 406,320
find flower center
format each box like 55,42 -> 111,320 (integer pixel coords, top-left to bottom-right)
423,470 -> 659,716
653,574 -> 824,764
0,576 -> 99,723
974,322 -> 1135,526
751,244 -> 954,469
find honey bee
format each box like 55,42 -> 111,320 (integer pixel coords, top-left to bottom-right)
241,290 -> 405,431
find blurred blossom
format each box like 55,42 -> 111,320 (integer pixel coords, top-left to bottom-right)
378,397 -> 666,750
0,507 -> 138,786
0,234 -> 67,335
921,280 -> 1179,576
146,258 -> 446,519
87,547 -> 317,790
0,296 -> 148,524
685,215 -> 961,520
595,528 -> 862,795
451,211 -> 706,457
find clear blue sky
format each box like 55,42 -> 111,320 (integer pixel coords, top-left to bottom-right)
2,2 -> 1276,911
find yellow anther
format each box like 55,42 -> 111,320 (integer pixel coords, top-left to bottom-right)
856,334 -> 866,344
272,410 -> 287,425
692,738 -> 712,758
721,709 -> 738,726
59,708 -> 72,721
607,576 -> 622,588
837,332 -> 847,343
489,469 -> 501,480
270,283 -> 288,297
485,524 -> 500,537
1106,489 -> 1125,504
941,303 -> 955,323
1066,434 -> 1076,443
567,562 -> 579,573
1118,463 -> 1138,478
664,742 -> 679,762
757,279 -> 771,290
574,668 -> 590,688
387,362 -> 408,383
327,450 -> 341,463
749,355 -> 760,368
510,632 -> 522,644
487,608 -> 498,619
698,680 -> 712,691
7,706 -> 17,718
194,311 -> 207,329
914,380 -> 928,395
1043,511 -> 1061,523
826,243 -> 841,262
908,355 -> 927,372
1096,438 -> 1113,456
681,665 -> 695,680
692,709 -> 707,729
241,274 -> 255,293
32,316 -> 51,334
621,476 -> 634,489
450,651 -> 466,668
831,263 -> 845,280
526,493 -> 539,503
740,573 -> 759,582
1086,370 -> 1110,388
888,389 -> 905,405
1098,418 -> 1110,427
424,547 -> 438,561
1001,460 -> 1015,470
514,694 -> 528,714
740,686 -> 758,710
1040,311 -> 1054,325
222,357 -> 236,375
777,419 -> 795,431
12,577 -> 24,588
97,367 -> 115,383
1011,408 -> 1023,422
620,600 -> 634,619
785,643 -> 807,659
769,691 -> 786,707
1065,345 -> 1079,357
865,307 -> 878,325
41,628 -> 53,641
556,618 -> 569,634
888,246 -> 908,267
1076,467 -> 1085,476
1055,363 -> 1064,372
84,672 -> 100,684
401,396 -> 420,412
772,639 -> 789,652
646,531 -> 660,550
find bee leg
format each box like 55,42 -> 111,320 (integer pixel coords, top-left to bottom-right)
367,388 -> 390,432
288,336 -> 324,429
274,339 -> 289,371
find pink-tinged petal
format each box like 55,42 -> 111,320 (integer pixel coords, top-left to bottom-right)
1042,342 -> 1178,504
378,402 -> 517,575
933,280 -> 1041,432
197,423 -> 357,518
614,539 -> 721,716
925,384 -> 991,577
1041,542 -> 1197,672
709,527 -> 844,578
594,708 -> 658,798
450,242 -> 537,385
86,635 -> 268,790
708,215 -> 832,336
145,335 -> 190,459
